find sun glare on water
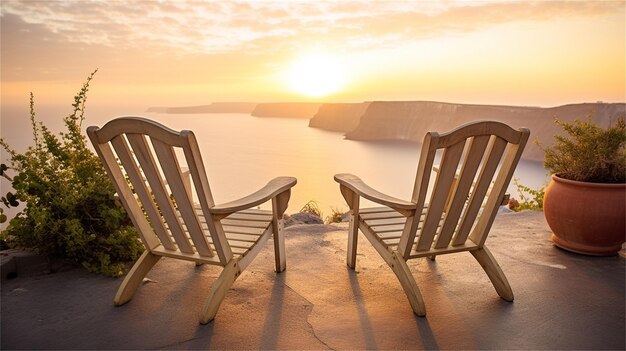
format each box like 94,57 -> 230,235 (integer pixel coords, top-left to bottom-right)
284,54 -> 347,97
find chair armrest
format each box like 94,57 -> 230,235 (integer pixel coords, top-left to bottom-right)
211,176 -> 297,215
334,173 -> 415,211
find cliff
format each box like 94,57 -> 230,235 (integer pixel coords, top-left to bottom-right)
342,101 -> 625,161
146,102 -> 257,114
308,102 -> 371,132
251,103 -> 322,118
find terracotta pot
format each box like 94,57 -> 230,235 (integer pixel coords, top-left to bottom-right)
543,175 -> 626,256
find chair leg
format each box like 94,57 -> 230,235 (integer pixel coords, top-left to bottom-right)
470,246 -> 514,301
114,250 -> 161,306
273,219 -> 286,273
200,259 -> 240,324
390,252 -> 426,316
347,215 -> 359,269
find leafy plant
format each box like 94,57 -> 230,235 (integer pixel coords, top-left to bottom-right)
0,164 -> 15,223
510,178 -> 545,212
543,117 -> 626,183
0,70 -> 143,276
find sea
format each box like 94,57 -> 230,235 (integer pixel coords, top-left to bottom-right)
0,105 -> 549,225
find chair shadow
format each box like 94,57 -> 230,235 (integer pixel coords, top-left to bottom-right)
111,261 -> 218,347
346,259 -> 444,350
347,268 -> 378,350
414,316 -> 440,350
259,274 -> 286,350
414,257 -> 441,350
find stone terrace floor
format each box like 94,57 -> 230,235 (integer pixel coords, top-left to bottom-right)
1,211 -> 624,350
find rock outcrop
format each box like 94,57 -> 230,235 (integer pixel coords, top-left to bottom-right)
284,212 -> 324,227
251,103 -> 322,118
339,101 -> 625,161
308,102 -> 371,132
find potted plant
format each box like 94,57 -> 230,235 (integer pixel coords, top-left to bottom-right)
542,117 -> 626,256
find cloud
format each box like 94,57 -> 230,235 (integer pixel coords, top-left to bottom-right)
2,0 -> 622,57
0,11 -> 268,85
0,12 -> 112,81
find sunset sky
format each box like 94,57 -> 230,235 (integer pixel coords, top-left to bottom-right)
1,0 -> 624,108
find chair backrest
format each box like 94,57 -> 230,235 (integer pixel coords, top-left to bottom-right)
398,121 -> 529,257
87,117 -> 232,265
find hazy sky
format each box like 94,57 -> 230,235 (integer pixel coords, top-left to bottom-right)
1,0 -> 624,108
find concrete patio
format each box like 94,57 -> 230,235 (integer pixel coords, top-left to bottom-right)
1,210 -> 624,350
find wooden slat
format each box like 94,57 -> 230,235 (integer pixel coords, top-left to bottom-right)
237,208 -> 273,215
224,232 -> 262,243
176,209 -> 270,256
409,242 -> 480,259
92,117 -> 186,146
222,225 -> 266,235
196,207 -> 272,224
377,231 -> 404,239
186,223 -> 270,236
365,216 -> 445,249
369,224 -> 406,233
237,226 -> 274,271
382,237 -> 401,246
152,138 -> 212,257
152,246 -> 225,265
435,135 -> 490,249
126,134 -> 194,254
359,207 -> 405,220
207,238 -> 254,250
415,140 -> 465,251
220,218 -> 271,228
436,121 -> 523,147
110,135 -> 176,250
363,217 -> 407,226
470,134 -> 528,246
362,213 -> 426,227
358,222 -> 395,266
224,212 -> 272,221
399,132 -> 440,258
452,136 -> 507,246
359,206 -> 396,214
178,210 -> 270,239
87,130 -> 160,251
229,247 -> 249,255
181,130 -> 231,264
166,228 -> 258,254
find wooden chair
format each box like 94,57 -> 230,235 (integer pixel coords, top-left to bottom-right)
335,121 -> 529,316
87,117 -> 296,324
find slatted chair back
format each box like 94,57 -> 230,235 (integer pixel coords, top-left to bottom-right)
87,117 -> 232,265
397,121 -> 529,258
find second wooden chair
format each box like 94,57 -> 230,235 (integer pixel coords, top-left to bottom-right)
335,120 -> 529,316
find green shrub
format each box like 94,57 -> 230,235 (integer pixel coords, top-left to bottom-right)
0,71 -> 143,277
510,178 -> 545,212
543,117 -> 626,183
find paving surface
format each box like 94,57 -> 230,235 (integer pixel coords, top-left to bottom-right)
1,210 -> 624,350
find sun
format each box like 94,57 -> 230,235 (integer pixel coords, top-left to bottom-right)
283,54 -> 347,97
